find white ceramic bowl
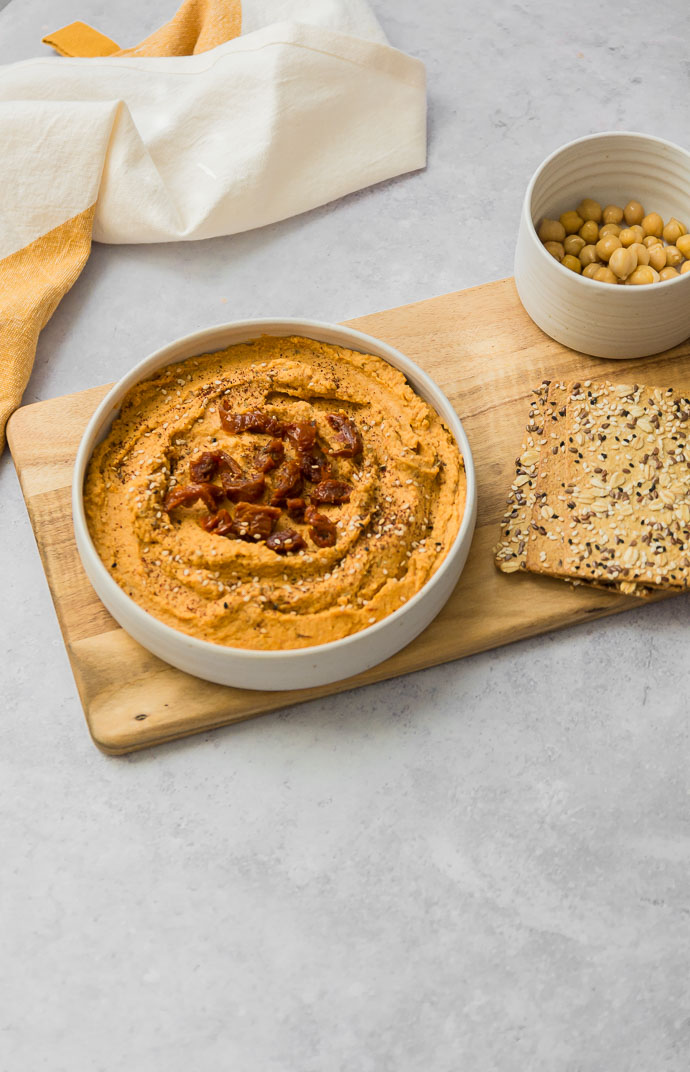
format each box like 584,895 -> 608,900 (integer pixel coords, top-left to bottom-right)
73,319 -> 477,691
515,131 -> 690,359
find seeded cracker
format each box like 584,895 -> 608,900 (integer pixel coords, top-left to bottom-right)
560,380 -> 690,592
523,381 -> 651,595
524,381 -> 571,578
494,382 -> 550,572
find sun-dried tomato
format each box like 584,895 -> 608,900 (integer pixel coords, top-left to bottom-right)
310,479 -> 352,504
286,497 -> 307,520
190,449 -> 242,483
298,445 -> 332,483
326,412 -> 363,457
200,509 -> 234,536
305,505 -> 337,548
199,483 -> 225,509
284,421 -> 316,452
217,450 -> 244,479
220,472 -> 266,503
164,482 -> 224,512
270,459 -> 302,504
219,404 -> 285,437
190,451 -> 219,483
266,529 -> 306,554
231,503 -> 281,541
254,438 -> 285,473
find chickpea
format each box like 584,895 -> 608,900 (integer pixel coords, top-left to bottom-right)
642,212 -> 664,238
676,234 -> 690,258
578,198 -> 602,223
648,243 -> 667,272
593,266 -> 618,284
550,198 -> 689,286
579,244 -> 599,267
609,246 -> 637,280
602,204 -> 624,225
623,200 -> 644,226
561,253 -> 582,273
560,210 -> 584,235
544,240 -> 565,260
666,245 -> 684,267
578,219 -> 599,244
663,219 -> 683,243
627,265 -> 658,285
595,234 -> 622,262
538,218 -> 566,243
662,217 -> 687,244
564,234 -> 586,257
629,242 -> 650,266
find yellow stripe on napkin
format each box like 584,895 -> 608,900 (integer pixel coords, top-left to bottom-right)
42,22 -> 121,58
43,0 -> 242,60
2,206 -> 95,447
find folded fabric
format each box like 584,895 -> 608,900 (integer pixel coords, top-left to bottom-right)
0,0 -> 426,449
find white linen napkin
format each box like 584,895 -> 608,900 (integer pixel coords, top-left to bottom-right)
0,0 -> 426,446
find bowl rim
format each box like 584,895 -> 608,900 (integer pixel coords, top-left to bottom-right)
72,318 -> 477,663
524,130 -> 690,292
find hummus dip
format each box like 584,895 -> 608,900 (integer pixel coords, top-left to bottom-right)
85,336 -> 466,650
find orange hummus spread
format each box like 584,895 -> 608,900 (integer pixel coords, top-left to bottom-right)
84,335 -> 466,650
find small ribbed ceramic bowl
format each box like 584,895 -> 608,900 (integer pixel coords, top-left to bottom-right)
515,131 -> 690,359
72,320 -> 477,691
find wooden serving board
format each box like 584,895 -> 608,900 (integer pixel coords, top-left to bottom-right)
8,278 -> 690,755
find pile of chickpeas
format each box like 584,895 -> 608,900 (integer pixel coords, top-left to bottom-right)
537,199 -> 690,284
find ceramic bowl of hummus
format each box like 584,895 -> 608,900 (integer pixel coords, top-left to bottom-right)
73,320 -> 476,691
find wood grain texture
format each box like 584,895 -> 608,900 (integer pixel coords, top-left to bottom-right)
8,278 -> 689,754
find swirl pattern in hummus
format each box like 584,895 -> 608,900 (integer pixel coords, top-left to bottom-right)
85,336 -> 466,650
